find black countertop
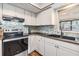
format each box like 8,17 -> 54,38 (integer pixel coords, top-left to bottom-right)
30,32 -> 79,45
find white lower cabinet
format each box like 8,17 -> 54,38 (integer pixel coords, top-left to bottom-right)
44,38 -> 57,56
0,44 -> 2,56
36,36 -> 44,55
28,35 -> 37,53
0,40 -> 2,56
45,41 -> 57,56
57,45 -> 79,56
44,38 -> 79,56
28,35 -> 45,55
28,35 -> 79,56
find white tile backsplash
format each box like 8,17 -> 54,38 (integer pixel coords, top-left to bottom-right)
30,26 -> 78,38
30,26 -> 55,34
38,26 -> 54,34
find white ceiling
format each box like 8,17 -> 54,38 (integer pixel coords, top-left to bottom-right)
9,3 -> 69,14
30,3 -> 52,9
9,3 -> 41,13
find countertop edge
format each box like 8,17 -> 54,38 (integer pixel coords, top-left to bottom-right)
29,32 -> 79,45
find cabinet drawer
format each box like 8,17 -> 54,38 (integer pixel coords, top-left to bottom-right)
45,38 -> 58,45
58,41 -> 79,52
58,45 -> 79,56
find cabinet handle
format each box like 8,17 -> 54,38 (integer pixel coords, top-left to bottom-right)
55,45 -> 59,48
54,45 -> 57,47
56,46 -> 59,48
48,42 -> 54,44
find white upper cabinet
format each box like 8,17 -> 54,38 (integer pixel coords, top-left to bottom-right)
31,13 -> 36,25
1,3 -> 36,25
3,4 -> 25,18
15,7 -> 24,18
3,4 -> 16,16
0,4 -> 2,20
37,8 -> 56,25
24,11 -> 31,25
24,11 -> 36,25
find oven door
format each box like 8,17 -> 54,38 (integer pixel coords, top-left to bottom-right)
2,38 -> 28,56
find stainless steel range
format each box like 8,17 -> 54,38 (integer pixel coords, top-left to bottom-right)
1,16 -> 28,56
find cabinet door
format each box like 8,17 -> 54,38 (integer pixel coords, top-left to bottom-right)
37,8 -> 55,25
37,10 -> 47,25
41,8 -> 52,25
24,11 -> 31,25
30,36 -> 37,51
36,36 -> 44,55
0,4 -> 2,20
35,35 -> 41,51
39,37 -> 45,55
45,38 -> 57,56
28,35 -> 31,53
36,14 -> 41,25
0,40 -> 2,56
15,7 -> 24,18
57,45 -> 79,56
56,40 -> 79,56
0,44 -> 1,56
3,4 -> 16,16
31,13 -> 36,25
28,35 -> 37,53
57,39 -> 79,54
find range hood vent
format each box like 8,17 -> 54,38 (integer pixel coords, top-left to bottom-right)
2,15 -> 24,22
